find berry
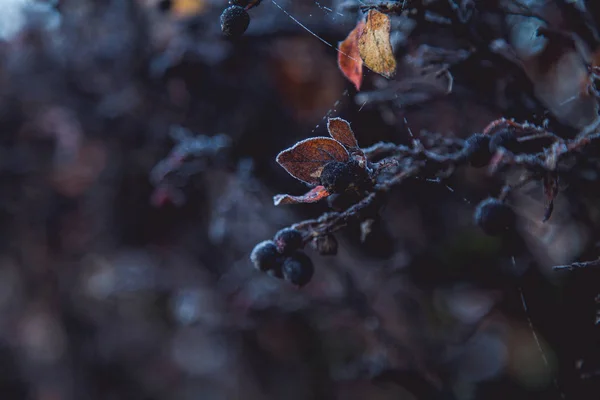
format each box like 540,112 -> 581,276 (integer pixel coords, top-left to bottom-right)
228,0 -> 250,6
462,133 -> 492,167
282,251 -> 314,287
313,234 -> 338,255
274,228 -> 303,255
489,128 -> 519,153
157,0 -> 172,12
250,240 -> 282,272
319,160 -> 369,194
220,6 -> 250,38
474,197 -> 516,236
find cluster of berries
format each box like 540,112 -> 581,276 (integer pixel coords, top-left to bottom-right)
220,0 -> 261,38
319,159 -> 371,194
250,228 -> 314,287
460,127 -> 520,168
461,127 -> 519,236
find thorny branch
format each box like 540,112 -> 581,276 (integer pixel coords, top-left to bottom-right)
278,119 -> 600,248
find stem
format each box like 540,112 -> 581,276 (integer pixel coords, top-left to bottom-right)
553,259 -> 600,271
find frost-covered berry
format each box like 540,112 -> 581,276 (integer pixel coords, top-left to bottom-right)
229,0 -> 250,6
250,240 -> 282,272
474,197 -> 516,236
463,133 -> 492,167
282,251 -> 314,287
489,128 -> 519,153
319,160 -> 369,194
274,228 -> 303,255
220,6 -> 250,38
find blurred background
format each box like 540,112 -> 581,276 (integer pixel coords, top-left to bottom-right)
0,0 -> 599,399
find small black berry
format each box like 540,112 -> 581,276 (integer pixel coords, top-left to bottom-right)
220,6 -> 250,38
312,234 -> 338,255
250,240 -> 282,272
474,197 -> 516,236
157,0 -> 172,12
489,128 -> 519,153
462,133 -> 492,167
229,0 -> 250,6
274,228 -> 303,255
282,251 -> 314,287
319,160 -> 369,194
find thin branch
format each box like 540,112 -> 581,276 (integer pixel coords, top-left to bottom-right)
553,259 -> 600,271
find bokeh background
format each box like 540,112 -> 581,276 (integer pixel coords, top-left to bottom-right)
0,0 -> 599,399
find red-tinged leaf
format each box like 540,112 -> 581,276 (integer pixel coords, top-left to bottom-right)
338,20 -> 365,90
542,173 -> 559,222
327,118 -> 359,149
276,137 -> 349,185
273,186 -> 330,206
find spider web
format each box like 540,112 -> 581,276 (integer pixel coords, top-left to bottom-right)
269,2 -> 563,396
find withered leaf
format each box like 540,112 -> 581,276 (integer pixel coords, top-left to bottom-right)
338,20 -> 365,91
274,186 -> 330,206
358,10 -> 396,79
542,173 -> 559,222
276,137 -> 349,185
327,118 -> 359,149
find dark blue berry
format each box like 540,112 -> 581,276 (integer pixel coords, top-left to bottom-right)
282,251 -> 314,287
157,0 -> 172,12
463,133 -> 492,167
250,240 -> 282,272
319,160 -> 369,194
229,0 -> 250,6
474,197 -> 516,236
220,6 -> 250,38
274,228 -> 303,255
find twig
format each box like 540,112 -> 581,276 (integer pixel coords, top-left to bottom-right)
553,259 -> 600,272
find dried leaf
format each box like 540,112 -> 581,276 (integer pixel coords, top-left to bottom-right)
327,118 -> 359,149
276,137 -> 349,185
338,21 -> 365,90
274,186 -> 330,206
358,10 -> 396,79
542,173 -> 559,222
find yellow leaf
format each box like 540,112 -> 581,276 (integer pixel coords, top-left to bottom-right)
358,10 -> 396,79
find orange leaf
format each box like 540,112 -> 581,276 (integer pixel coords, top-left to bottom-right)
358,10 -> 396,79
327,117 -> 359,149
276,138 -> 349,185
273,186 -> 330,206
338,21 -> 365,90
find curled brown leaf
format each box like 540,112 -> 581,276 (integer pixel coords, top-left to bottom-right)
276,137 -> 349,185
